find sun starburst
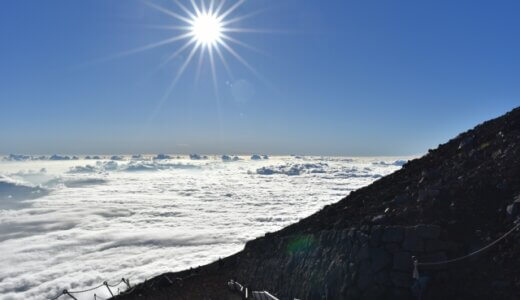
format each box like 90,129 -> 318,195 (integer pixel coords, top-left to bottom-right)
135,0 -> 264,100
191,13 -> 223,46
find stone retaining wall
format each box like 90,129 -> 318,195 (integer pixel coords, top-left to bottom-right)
234,224 -> 456,300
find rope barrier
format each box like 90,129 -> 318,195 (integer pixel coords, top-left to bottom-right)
49,271 -> 201,300
63,291 -> 78,300
103,281 -> 114,297
49,278 -> 128,300
107,280 -> 124,288
411,221 -> 520,300
49,292 -> 64,300
416,221 -> 520,267
68,283 -> 106,294
117,285 -> 137,296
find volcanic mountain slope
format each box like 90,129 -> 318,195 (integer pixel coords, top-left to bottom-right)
113,107 -> 520,300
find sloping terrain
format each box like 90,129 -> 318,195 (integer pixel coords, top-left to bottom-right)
112,107 -> 520,299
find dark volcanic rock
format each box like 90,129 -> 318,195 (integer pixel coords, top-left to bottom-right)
381,227 -> 404,243
506,194 -> 520,217
112,107 -> 520,300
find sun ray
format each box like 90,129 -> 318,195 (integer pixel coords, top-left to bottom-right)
218,0 -> 245,21
111,33 -> 192,60
219,40 -> 256,74
220,8 -> 268,26
142,24 -> 192,31
214,0 -> 226,15
209,47 -> 219,95
172,0 -> 197,19
174,43 -> 200,85
160,42 -> 201,103
155,37 -> 197,71
145,42 -> 200,126
214,44 -> 234,81
221,27 -> 287,34
200,0 -> 207,14
219,39 -> 275,91
208,45 -> 223,140
209,0 -> 215,14
194,46 -> 206,83
137,38 -> 196,87
144,1 -> 193,24
173,42 -> 200,86
220,33 -> 266,55
190,0 -> 202,16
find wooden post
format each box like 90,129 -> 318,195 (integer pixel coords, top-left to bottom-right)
103,282 -> 114,297
63,290 -> 78,300
123,278 -> 131,289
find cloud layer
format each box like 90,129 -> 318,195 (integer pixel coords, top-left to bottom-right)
0,156 -> 407,299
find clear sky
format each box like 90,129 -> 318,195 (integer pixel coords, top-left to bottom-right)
1,0 -> 519,156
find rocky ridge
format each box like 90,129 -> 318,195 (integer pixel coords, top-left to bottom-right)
112,107 -> 520,299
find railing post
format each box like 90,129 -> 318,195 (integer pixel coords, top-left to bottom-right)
123,277 -> 131,289
63,290 -> 78,300
103,281 -> 114,297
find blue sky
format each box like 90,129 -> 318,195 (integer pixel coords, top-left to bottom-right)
1,0 -> 519,156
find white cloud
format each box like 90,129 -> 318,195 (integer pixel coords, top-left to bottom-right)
49,154 -> 74,161
0,175 -> 49,209
4,154 -> 31,161
373,159 -> 408,166
0,156 -> 407,300
67,161 -> 201,174
67,165 -> 98,174
255,163 -> 328,176
153,154 -> 171,160
189,154 -> 208,160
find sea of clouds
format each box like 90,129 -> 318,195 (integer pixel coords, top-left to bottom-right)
0,154 -> 408,300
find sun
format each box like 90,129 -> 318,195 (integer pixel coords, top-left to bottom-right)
130,0 -> 267,101
191,13 -> 222,46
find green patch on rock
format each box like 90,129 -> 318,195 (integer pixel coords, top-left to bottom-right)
286,234 -> 316,254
